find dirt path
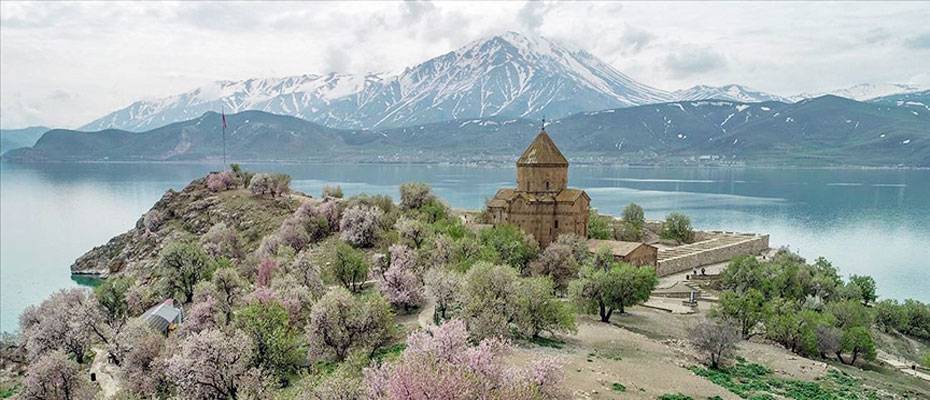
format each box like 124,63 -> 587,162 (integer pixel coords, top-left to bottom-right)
878,351 -> 930,382
90,347 -> 120,399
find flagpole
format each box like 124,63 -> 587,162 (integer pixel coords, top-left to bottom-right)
222,105 -> 227,169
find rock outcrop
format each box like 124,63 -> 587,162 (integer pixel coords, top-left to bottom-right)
71,176 -> 306,277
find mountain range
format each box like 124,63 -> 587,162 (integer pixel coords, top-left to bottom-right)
86,32 -> 869,133
9,95 -> 928,167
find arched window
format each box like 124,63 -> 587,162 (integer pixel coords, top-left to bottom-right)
545,181 -> 550,190
554,220 -> 559,228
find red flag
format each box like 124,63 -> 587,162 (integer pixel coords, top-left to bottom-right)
221,112 -> 227,129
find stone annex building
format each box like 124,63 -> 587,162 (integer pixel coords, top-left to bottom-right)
486,128 -> 590,246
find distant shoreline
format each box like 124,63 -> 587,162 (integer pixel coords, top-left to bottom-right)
3,158 -> 929,171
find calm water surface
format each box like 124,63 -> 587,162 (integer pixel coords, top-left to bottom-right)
2,161 -> 929,332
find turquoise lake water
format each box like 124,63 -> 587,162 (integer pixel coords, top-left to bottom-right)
2,161 -> 929,332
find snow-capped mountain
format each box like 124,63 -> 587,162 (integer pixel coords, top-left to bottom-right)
790,83 -> 927,102
672,84 -> 790,103
82,32 -> 672,132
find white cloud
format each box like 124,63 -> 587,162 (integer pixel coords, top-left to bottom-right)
1,1 -> 928,129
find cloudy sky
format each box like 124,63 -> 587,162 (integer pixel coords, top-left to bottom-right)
1,1 -> 929,129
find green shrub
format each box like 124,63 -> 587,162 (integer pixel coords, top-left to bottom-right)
660,212 -> 694,244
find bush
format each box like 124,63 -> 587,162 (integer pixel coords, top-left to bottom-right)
340,205 -> 383,248
690,318 -> 741,368
322,185 -> 344,198
306,288 -> 394,361
249,173 -> 291,197
206,171 -> 236,192
660,212 -> 694,244
399,182 -> 435,210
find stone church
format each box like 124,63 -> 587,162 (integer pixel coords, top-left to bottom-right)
486,128 -> 590,246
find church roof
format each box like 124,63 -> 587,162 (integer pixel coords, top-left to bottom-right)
486,187 -> 587,207
587,239 -> 654,257
517,130 -> 568,166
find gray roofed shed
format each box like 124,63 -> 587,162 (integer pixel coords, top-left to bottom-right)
141,299 -> 183,335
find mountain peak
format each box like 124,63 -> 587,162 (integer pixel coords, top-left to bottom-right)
790,82 -> 928,102
81,31 -> 671,132
673,84 -> 789,103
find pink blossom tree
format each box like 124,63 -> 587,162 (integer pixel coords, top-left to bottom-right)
206,171 -> 236,192
287,252 -> 326,299
339,205 -> 383,248
19,288 -> 103,364
20,350 -> 97,400
364,319 -> 565,400
201,222 -> 242,260
528,242 -> 581,294
371,245 -> 424,312
117,319 -> 171,397
180,295 -> 223,335
166,329 -> 261,399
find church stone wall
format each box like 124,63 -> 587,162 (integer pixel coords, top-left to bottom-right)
517,165 -> 568,193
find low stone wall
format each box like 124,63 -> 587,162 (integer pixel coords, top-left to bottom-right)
655,234 -> 769,277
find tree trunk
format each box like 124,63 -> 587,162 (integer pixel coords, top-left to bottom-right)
600,307 -> 614,323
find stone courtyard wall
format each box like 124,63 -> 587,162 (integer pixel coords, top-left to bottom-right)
655,233 -> 769,277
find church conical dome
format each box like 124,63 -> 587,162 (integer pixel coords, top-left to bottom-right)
517,130 -> 568,166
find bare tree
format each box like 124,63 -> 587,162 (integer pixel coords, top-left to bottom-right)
689,319 -> 741,368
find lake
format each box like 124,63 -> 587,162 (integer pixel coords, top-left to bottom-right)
2,161 -> 929,332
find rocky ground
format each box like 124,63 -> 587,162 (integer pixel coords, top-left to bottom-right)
71,177 -> 306,278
